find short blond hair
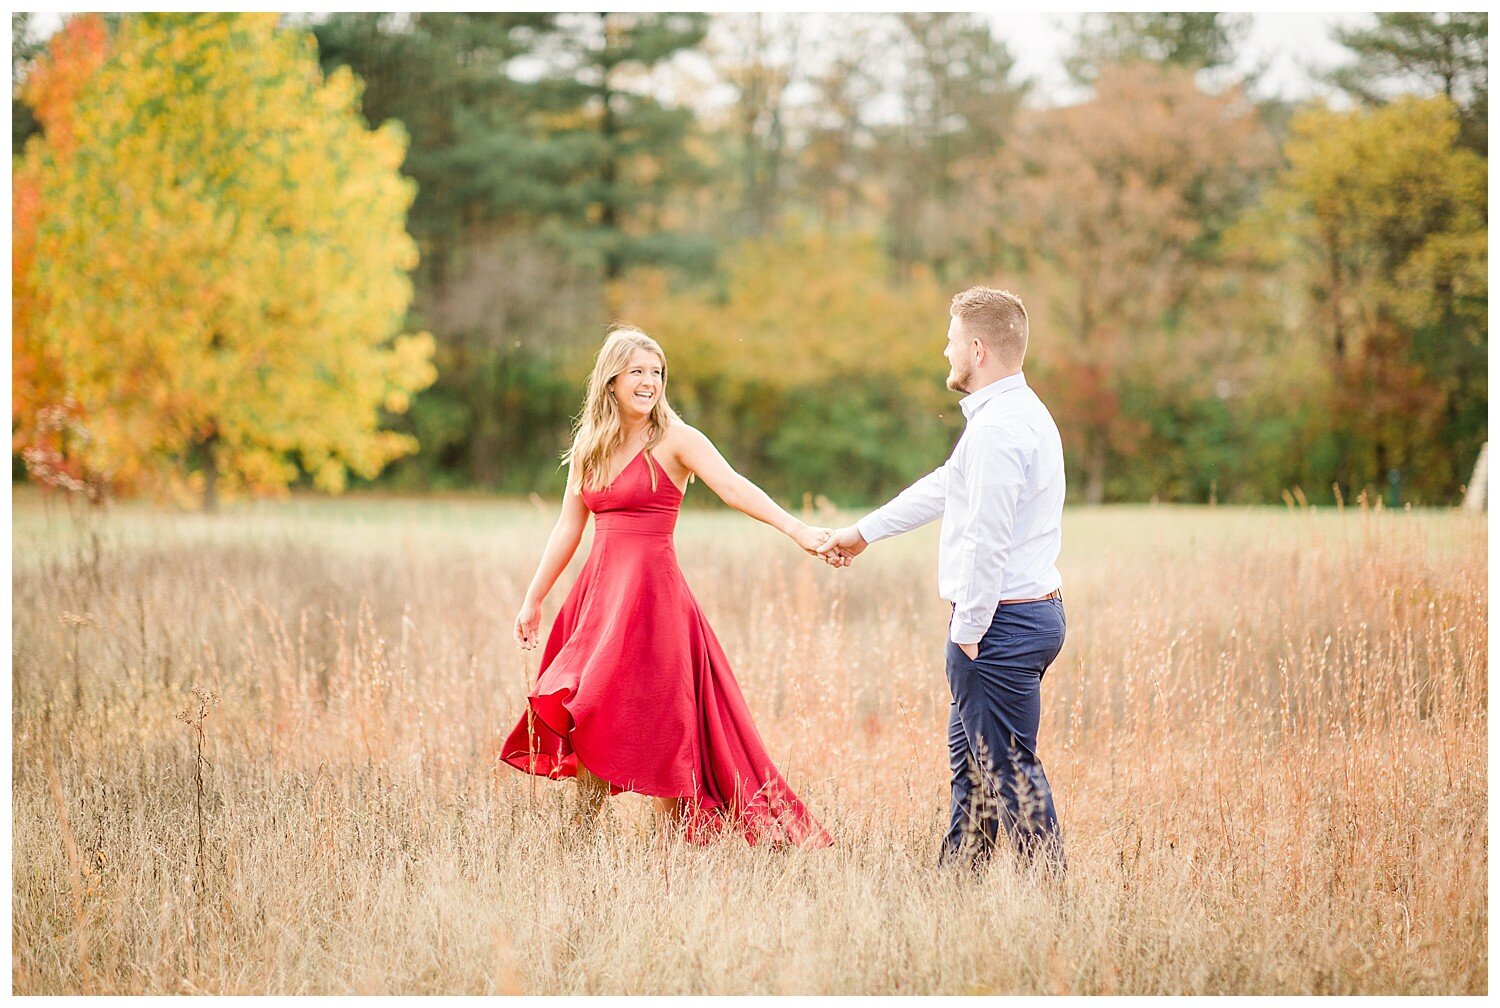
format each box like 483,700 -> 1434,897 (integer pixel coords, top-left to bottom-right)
950,286 -> 1028,366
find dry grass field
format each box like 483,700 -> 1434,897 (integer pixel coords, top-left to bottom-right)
10,486 -> 1487,994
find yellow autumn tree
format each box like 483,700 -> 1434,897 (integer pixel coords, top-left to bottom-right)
612,231 -> 961,503
1250,96 -> 1487,502
17,13 -> 436,510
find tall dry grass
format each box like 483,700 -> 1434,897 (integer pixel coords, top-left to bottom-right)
10,488 -> 1487,994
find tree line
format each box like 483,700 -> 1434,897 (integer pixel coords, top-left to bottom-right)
11,13 -> 1488,508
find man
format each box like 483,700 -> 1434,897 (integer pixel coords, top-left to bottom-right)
818,286 -> 1067,870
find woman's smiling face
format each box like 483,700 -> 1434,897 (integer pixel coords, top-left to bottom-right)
612,347 -> 665,420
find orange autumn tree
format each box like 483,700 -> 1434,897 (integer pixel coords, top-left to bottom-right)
1005,62 -> 1274,503
13,14 -> 110,501
15,13 -> 436,510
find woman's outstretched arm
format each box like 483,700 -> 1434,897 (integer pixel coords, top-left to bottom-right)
514,465 -> 591,650
670,424 -> 829,554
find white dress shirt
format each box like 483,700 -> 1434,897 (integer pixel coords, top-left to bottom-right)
856,371 -> 1064,646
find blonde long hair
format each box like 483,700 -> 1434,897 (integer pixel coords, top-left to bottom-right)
565,327 -> 680,493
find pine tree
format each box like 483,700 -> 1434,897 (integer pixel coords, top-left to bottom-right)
1326,13 -> 1488,155
553,12 -> 712,281
312,13 -> 564,290
1066,12 -> 1251,83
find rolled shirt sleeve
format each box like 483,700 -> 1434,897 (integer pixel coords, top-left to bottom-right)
948,427 -> 1031,646
856,461 -> 948,544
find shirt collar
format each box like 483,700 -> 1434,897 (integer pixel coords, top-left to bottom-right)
959,371 -> 1027,420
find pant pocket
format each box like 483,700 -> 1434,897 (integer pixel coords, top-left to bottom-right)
992,629 -> 1065,677
945,639 -> 978,678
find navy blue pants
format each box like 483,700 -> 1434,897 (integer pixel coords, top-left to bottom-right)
941,595 -> 1066,870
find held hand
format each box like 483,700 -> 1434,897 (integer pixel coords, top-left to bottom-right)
792,523 -> 834,556
958,642 -> 978,661
816,526 -> 867,568
818,543 -> 854,568
514,602 -> 541,651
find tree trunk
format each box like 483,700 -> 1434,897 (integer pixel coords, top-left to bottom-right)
1332,432 -> 1351,504
200,431 -> 220,514
761,29 -> 792,235
1085,433 -> 1106,505
598,14 -> 622,282
1373,435 -> 1389,508
1325,222 -> 1352,499
471,409 -> 503,488
1462,443 -> 1487,511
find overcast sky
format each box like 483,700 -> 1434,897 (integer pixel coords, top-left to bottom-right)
991,12 -> 1370,104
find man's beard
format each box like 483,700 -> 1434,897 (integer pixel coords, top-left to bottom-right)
945,362 -> 972,393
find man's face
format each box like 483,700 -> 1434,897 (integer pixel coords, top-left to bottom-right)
943,315 -> 975,394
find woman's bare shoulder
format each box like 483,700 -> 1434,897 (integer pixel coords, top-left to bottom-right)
662,419 -> 708,451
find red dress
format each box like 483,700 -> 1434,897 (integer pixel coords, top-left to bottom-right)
499,448 -> 832,848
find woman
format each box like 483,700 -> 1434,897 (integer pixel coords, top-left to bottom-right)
499,327 -> 833,848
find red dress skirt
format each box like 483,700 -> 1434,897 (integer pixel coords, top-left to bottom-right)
499,449 -> 831,848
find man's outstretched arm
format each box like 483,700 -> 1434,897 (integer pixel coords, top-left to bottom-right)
817,461 -> 949,566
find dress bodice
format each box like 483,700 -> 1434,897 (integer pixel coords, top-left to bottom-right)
582,449 -> 682,537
